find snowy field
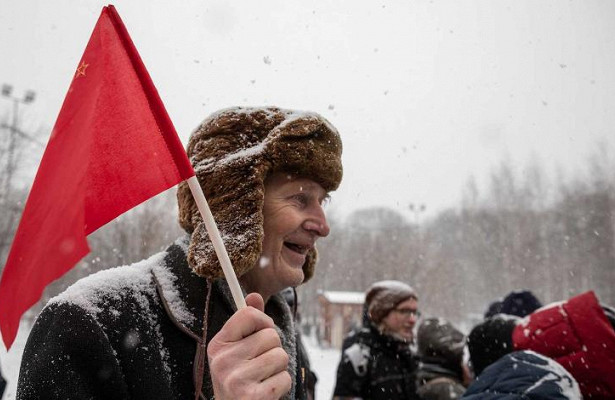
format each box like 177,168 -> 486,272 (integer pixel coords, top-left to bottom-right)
0,323 -> 340,400
0,321 -> 28,400
304,336 -> 342,400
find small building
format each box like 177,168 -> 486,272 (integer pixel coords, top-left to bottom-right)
318,290 -> 365,348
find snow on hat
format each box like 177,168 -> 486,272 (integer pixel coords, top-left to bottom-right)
366,280 -> 417,324
177,107 -> 343,282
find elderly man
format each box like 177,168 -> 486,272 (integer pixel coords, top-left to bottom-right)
18,107 -> 343,400
333,280 -> 421,400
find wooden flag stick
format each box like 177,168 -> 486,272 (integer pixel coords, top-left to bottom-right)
187,176 -> 247,309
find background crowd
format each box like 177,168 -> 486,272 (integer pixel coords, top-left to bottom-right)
327,284 -> 615,400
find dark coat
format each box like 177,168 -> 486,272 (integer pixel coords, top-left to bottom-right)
333,324 -> 420,400
416,368 -> 465,400
461,350 -> 581,400
1,364 -> 6,399
416,318 -> 466,400
17,238 -> 308,400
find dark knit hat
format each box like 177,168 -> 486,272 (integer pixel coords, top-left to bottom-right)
467,315 -> 519,376
417,318 -> 465,369
177,107 -> 343,282
484,300 -> 503,319
500,290 -> 542,317
365,280 -> 417,324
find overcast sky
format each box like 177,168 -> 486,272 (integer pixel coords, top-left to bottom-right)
2,0 -> 614,220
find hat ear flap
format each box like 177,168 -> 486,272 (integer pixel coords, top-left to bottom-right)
302,248 -> 317,283
177,180 -> 197,233
187,161 -> 268,279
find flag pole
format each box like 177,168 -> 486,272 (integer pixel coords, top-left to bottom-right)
187,176 -> 247,309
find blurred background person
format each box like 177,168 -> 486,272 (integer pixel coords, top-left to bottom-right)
482,289 -> 542,319
482,300 -> 503,319
461,350 -> 581,400
333,280 -> 420,400
499,290 -> 542,318
415,317 -> 468,400
467,290 -> 615,399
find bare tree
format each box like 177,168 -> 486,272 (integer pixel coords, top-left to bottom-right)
0,110 -> 46,275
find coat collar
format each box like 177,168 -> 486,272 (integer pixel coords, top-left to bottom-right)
152,236 -> 299,400
152,236 -> 235,335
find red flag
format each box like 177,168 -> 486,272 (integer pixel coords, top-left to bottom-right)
0,5 -> 195,349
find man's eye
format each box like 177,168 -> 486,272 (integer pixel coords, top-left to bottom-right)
291,194 -> 309,206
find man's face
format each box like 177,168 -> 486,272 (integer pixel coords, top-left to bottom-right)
241,173 -> 330,300
381,298 -> 419,341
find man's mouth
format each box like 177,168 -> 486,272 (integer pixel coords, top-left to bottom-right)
284,242 -> 310,255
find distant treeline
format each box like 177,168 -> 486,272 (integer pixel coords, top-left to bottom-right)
303,142 -> 615,331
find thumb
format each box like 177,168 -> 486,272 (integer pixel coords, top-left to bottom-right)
245,292 -> 265,312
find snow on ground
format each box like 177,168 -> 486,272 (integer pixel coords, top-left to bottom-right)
1,322 -> 340,400
304,335 -> 342,400
0,321 -> 29,400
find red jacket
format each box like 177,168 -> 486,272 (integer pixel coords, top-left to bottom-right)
513,291 -> 615,400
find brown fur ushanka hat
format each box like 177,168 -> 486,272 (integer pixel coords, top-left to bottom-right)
177,107 -> 343,284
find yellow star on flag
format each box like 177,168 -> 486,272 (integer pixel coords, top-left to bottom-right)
75,61 -> 89,78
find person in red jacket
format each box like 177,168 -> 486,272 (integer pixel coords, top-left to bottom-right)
513,291 -> 615,399
468,291 -> 615,400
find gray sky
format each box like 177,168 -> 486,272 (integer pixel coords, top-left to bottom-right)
2,0 -> 614,220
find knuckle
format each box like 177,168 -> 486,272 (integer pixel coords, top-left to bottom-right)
271,347 -> 290,365
263,327 -> 282,344
208,348 -> 230,372
225,368 -> 244,388
263,328 -> 282,345
245,305 -> 264,318
208,354 -> 222,373
206,341 -> 220,358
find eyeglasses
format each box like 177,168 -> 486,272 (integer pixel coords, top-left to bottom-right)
392,308 -> 421,318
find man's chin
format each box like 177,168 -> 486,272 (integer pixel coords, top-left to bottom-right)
283,267 -> 304,287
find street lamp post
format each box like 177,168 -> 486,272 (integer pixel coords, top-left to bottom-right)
408,203 -> 426,230
1,84 -> 36,195
408,202 -> 426,275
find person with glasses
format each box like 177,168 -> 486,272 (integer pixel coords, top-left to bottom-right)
333,280 -> 421,400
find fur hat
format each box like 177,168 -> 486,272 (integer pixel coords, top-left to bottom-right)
177,107 -> 343,283
365,280 -> 418,324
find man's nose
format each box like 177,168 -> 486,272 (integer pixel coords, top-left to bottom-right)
303,206 -> 330,237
